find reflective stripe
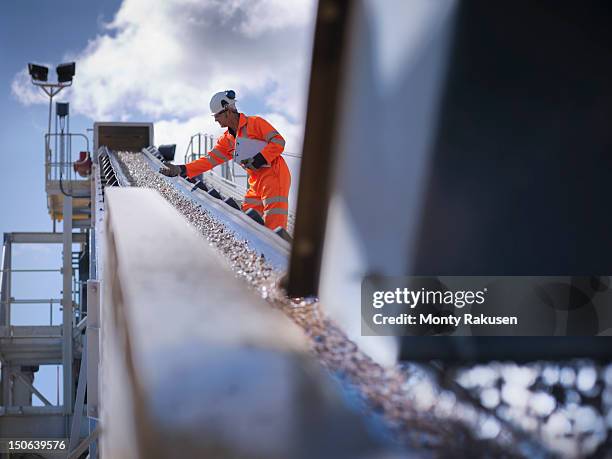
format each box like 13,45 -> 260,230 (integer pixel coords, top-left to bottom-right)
207,153 -> 221,165
264,130 -> 280,142
244,197 -> 263,205
211,147 -> 224,158
239,117 -> 249,138
264,208 -> 289,216
269,137 -> 285,147
209,148 -> 225,164
263,196 -> 288,206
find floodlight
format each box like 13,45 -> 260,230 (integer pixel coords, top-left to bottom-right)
28,63 -> 49,82
56,62 -> 75,83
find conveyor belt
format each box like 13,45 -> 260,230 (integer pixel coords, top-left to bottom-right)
145,145 -> 297,232
103,148 -> 290,271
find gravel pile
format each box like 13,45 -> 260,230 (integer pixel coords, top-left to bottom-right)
114,151 -> 610,458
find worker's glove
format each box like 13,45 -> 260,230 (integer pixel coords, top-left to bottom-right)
240,153 -> 267,170
159,162 -> 186,177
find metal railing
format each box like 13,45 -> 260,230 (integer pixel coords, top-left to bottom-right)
0,262 -> 82,327
0,233 -> 85,427
44,132 -> 90,195
184,132 -> 213,164
184,132 -> 246,182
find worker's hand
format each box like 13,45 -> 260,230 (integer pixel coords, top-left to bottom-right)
159,162 -> 183,177
241,153 -> 267,170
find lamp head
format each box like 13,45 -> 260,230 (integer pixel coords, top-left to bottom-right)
56,62 -> 75,83
28,63 -> 49,82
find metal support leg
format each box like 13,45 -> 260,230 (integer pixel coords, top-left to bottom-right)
87,280 -> 100,458
69,341 -> 87,454
1,237 -> 11,406
63,196 -> 73,414
1,365 -> 10,407
86,281 -> 99,418
0,236 -> 11,325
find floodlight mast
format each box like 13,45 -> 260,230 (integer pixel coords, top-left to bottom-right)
28,62 -> 76,158
27,62 -> 77,416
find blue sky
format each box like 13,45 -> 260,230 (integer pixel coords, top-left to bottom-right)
1,0 -> 314,405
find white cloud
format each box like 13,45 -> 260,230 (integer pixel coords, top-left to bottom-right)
11,0 -> 316,158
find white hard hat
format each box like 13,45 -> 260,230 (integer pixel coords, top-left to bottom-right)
210,90 -> 237,115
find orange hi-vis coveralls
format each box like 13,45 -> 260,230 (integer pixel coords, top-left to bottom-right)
184,113 -> 291,230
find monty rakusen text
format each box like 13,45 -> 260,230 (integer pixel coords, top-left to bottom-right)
370,287 -> 518,327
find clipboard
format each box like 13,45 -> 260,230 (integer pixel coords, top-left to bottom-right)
234,137 -> 269,165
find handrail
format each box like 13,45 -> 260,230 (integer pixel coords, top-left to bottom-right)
0,242 -> 6,326
183,132 -> 246,182
183,132 -> 212,164
44,133 -> 91,196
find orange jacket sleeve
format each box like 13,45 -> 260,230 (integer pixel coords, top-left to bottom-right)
252,116 -> 285,164
184,134 -> 233,178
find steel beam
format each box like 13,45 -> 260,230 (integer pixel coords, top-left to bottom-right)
12,370 -> 52,406
0,412 -> 67,438
86,280 -> 99,419
6,232 -> 86,244
0,326 -> 63,364
7,299 -> 62,304
91,161 -> 105,281
69,343 -> 87,453
0,239 -> 10,326
74,317 -> 87,334
0,405 -> 64,415
0,269 -> 61,273
0,325 -> 62,337
63,196 -> 73,414
0,239 -> 8,406
0,410 -> 88,447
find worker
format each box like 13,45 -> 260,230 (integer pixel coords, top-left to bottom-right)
160,90 -> 291,230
